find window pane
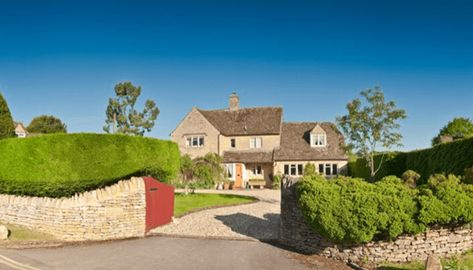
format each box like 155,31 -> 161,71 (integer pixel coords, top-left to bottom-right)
257,165 -> 262,174
325,164 -> 331,175
332,164 -> 338,175
231,139 -> 236,148
250,138 -> 255,148
298,165 -> 303,175
284,165 -> 289,175
290,164 -> 297,175
319,164 -> 324,174
186,137 -> 191,147
256,137 -> 262,148
199,137 -> 204,146
192,137 -> 198,146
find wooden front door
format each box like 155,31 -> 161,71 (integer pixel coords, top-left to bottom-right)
235,164 -> 243,188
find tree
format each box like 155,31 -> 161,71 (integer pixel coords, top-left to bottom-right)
431,117 -> 473,146
103,81 -> 160,136
337,87 -> 407,179
27,115 -> 67,134
0,92 -> 15,139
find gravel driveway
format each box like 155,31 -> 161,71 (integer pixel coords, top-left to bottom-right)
149,189 -> 280,240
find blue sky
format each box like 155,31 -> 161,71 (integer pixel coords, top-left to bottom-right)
0,0 -> 472,151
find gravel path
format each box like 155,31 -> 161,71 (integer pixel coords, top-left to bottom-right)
150,189 -> 281,240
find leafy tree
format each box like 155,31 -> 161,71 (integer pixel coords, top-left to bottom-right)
27,115 -> 67,134
180,155 -> 194,195
432,117 -> 473,146
337,87 -> 407,179
103,81 -> 160,136
0,92 -> 15,139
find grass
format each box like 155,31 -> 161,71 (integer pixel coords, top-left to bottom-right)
0,223 -> 55,241
0,133 -> 179,197
174,193 -> 257,217
378,251 -> 473,270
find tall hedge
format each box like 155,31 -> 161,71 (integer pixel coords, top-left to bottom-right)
349,137 -> 473,183
0,93 -> 15,139
0,133 -> 180,197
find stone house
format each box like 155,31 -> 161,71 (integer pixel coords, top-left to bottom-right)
171,93 -> 348,188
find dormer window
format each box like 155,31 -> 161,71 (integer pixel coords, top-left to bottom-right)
311,133 -> 326,147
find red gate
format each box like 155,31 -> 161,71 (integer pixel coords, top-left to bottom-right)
144,177 -> 175,232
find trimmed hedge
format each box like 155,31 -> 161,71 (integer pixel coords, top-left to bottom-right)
0,133 -> 180,197
296,174 -> 473,244
349,137 -> 473,183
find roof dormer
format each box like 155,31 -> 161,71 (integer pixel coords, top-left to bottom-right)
310,124 -> 326,147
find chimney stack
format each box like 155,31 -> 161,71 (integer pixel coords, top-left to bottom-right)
229,92 -> 239,111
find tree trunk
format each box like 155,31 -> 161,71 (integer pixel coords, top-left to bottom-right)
370,152 -> 376,180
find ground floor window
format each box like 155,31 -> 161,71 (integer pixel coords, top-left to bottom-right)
319,163 -> 338,176
251,165 -> 262,175
225,164 -> 235,179
284,164 -> 303,176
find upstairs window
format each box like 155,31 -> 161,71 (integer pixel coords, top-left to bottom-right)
311,133 -> 326,147
186,135 -> 204,148
250,137 -> 262,149
230,138 -> 236,148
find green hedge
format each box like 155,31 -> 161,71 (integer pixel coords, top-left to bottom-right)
296,174 -> 473,244
349,137 -> 473,182
0,133 -> 180,197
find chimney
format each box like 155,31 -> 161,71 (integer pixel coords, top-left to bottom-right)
229,92 -> 239,111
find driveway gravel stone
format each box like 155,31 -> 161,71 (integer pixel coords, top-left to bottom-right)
150,189 -> 280,240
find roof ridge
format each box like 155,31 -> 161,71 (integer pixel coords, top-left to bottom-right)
198,106 -> 283,112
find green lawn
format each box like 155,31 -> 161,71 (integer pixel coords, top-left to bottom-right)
378,251 -> 473,270
174,193 -> 257,217
0,223 -> 55,241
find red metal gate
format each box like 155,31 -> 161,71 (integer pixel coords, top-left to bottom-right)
144,177 -> 175,232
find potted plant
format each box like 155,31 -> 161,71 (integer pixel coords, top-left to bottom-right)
223,179 -> 231,190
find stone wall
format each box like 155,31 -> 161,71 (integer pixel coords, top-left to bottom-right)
0,177 -> 146,241
280,178 -> 473,263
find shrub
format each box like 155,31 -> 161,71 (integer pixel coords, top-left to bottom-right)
0,133 -> 180,197
272,174 -> 282,190
303,163 -> 317,177
296,173 -> 473,244
402,170 -> 421,188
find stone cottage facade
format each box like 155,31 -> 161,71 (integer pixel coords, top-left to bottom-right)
171,93 -> 348,188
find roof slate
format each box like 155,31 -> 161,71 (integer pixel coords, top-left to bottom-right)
274,122 -> 348,161
197,107 -> 283,136
223,150 -> 274,163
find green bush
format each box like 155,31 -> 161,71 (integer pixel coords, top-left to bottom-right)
465,166 -> 473,184
296,173 -> 473,244
402,170 -> 421,188
349,137 -> 473,183
0,133 -> 180,197
272,174 -> 282,190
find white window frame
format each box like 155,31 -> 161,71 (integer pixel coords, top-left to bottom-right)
284,164 -> 304,176
311,133 -> 326,147
225,164 -> 235,180
252,165 -> 263,176
319,163 -> 338,176
249,137 -> 262,149
185,135 -> 205,148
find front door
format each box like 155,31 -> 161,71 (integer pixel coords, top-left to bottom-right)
235,163 -> 243,188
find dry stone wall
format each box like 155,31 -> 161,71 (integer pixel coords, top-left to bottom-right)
280,178 -> 473,263
0,177 -> 146,241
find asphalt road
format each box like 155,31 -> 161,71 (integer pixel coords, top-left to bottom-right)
0,237 -> 310,270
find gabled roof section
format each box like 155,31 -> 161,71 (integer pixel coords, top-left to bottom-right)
223,150 -> 274,163
197,107 -> 283,136
274,122 -> 348,161
310,124 -> 326,134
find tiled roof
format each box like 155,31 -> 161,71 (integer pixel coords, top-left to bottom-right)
223,150 -> 274,163
274,122 -> 348,161
198,107 -> 283,136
